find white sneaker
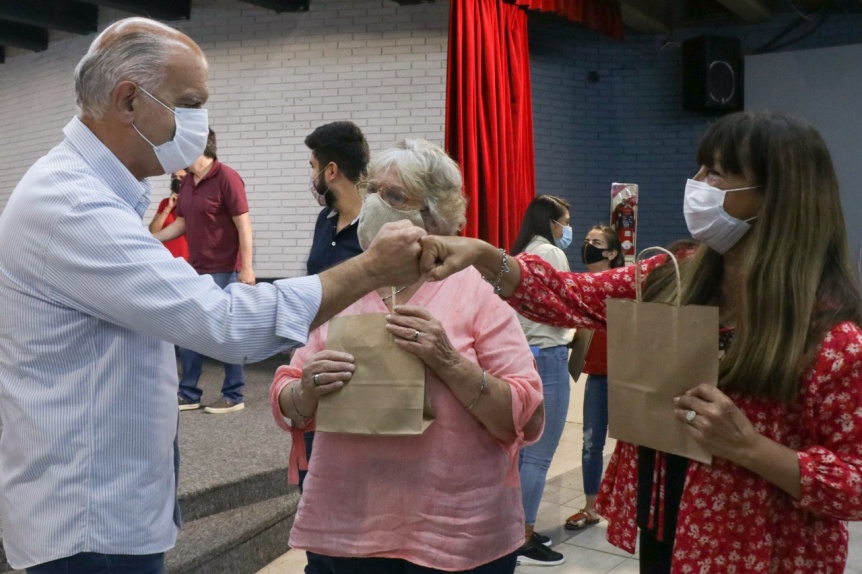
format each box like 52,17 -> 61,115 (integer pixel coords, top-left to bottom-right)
203,399 -> 245,414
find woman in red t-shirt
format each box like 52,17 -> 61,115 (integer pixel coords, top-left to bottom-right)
564,225 -> 625,531
148,170 -> 189,260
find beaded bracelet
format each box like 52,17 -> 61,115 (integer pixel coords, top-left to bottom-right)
290,382 -> 313,424
465,369 -> 487,410
484,248 -> 509,295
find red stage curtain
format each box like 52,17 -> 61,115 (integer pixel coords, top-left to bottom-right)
446,0 -> 535,251
508,0 -> 623,39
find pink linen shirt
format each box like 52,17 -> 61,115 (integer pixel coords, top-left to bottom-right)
270,267 -> 543,570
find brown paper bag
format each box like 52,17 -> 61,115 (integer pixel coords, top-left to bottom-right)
316,313 -> 434,435
568,328 -> 594,380
606,247 -> 718,464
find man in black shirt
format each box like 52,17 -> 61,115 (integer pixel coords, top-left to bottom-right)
302,121 -> 369,574
305,122 -> 369,275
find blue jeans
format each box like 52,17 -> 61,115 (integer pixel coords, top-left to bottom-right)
177,272 -> 244,403
27,552 -> 164,574
309,551 -> 517,573
582,374 -> 609,495
518,345 -> 570,525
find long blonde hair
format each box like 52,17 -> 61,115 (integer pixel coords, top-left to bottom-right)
643,111 -> 862,404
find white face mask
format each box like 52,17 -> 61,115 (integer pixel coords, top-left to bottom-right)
683,178 -> 760,254
133,85 -> 209,175
357,192 -> 425,251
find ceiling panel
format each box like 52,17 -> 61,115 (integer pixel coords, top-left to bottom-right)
1,0 -> 860,62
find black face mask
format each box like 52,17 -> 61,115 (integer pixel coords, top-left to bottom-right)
170,178 -> 182,194
582,243 -> 607,265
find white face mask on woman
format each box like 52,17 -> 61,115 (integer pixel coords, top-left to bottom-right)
132,85 -> 209,175
683,179 -> 760,254
357,192 -> 425,251
552,220 -> 573,250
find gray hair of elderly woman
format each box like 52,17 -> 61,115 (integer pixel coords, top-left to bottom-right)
367,139 -> 467,236
73,18 -> 179,119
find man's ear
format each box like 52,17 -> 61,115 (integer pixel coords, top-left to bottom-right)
111,80 -> 138,124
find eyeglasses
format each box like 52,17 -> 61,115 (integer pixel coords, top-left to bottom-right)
358,180 -> 426,212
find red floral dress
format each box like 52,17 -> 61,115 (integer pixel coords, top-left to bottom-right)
509,253 -> 862,573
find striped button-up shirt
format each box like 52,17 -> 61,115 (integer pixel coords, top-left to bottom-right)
0,117 -> 321,569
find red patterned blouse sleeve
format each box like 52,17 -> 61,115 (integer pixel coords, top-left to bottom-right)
797,321 -> 862,520
507,253 -> 666,330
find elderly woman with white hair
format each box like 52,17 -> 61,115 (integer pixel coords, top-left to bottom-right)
270,139 -> 544,574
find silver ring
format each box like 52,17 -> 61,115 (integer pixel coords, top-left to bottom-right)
685,409 -> 697,424
313,373 -> 321,386
412,330 -> 420,342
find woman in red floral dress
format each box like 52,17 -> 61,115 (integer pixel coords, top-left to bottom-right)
420,111 -> 862,573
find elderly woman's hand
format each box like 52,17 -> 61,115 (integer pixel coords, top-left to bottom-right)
385,305 -> 460,375
280,350 -> 355,425
299,350 -> 356,398
674,384 -> 760,464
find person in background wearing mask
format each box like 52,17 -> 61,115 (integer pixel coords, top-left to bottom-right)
270,139 -> 544,573
305,121 -> 368,275
563,225 -> 624,533
148,170 -> 189,260
301,121 -> 369,574
418,111 -> 862,573
0,18 -> 425,574
155,128 -> 254,414
509,194 -> 574,566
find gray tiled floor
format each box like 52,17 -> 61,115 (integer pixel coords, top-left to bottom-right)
258,378 -> 862,574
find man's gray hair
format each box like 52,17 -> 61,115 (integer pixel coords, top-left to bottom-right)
74,19 -> 176,119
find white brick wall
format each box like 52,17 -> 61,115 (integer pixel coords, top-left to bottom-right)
0,0 -> 449,278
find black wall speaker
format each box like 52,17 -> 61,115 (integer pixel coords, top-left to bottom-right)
682,35 -> 743,113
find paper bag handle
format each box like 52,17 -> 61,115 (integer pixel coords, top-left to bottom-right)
634,246 -> 681,305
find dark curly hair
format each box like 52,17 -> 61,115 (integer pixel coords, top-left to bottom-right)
304,121 -> 370,183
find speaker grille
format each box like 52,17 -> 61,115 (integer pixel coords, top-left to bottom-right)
682,35 -> 743,113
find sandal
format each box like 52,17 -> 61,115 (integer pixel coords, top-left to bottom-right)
564,509 -> 600,530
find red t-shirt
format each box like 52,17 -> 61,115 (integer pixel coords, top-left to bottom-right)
155,197 -> 189,261
176,160 -> 248,274
581,329 -> 607,375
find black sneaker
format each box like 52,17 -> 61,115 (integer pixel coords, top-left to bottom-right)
531,531 -> 552,547
178,397 -> 200,411
517,540 -> 565,566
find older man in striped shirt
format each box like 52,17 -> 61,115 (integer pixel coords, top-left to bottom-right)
0,17 -> 424,574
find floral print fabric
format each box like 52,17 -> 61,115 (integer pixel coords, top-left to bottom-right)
508,253 -> 862,573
